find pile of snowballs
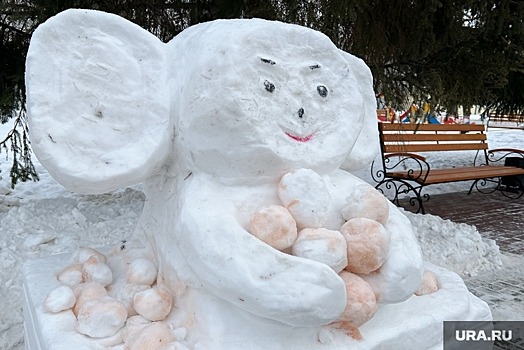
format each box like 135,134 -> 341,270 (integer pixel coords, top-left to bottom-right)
44,247 -> 182,349
249,169 -> 437,338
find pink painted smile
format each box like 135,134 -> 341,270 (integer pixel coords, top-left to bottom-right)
285,132 -> 314,142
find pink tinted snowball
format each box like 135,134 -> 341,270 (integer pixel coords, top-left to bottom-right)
57,263 -> 84,287
291,228 -> 348,273
127,258 -> 157,285
44,285 -> 76,313
248,205 -> 298,250
76,297 -> 128,338
341,218 -> 391,274
82,256 -> 113,287
117,283 -> 151,317
133,285 -> 173,321
336,271 -> 377,332
123,322 -> 176,350
342,185 -> 389,225
72,247 -> 108,264
73,281 -> 108,316
415,270 -> 439,296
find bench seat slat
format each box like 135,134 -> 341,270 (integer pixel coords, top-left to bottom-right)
384,143 -> 488,153
382,133 -> 487,142
424,167 -> 524,184
386,166 -> 524,185
379,123 -> 485,132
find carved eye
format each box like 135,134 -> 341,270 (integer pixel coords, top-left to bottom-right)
317,85 -> 328,98
264,80 -> 275,93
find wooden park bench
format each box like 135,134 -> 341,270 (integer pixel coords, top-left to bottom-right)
371,123 -> 524,213
487,113 -> 524,130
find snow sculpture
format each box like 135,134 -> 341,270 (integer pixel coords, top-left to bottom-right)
26,9 -> 434,349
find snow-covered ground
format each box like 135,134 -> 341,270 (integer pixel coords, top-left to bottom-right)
0,121 -> 522,349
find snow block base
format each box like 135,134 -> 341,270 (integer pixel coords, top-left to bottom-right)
23,252 -> 492,350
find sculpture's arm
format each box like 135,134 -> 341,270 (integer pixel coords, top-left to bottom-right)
174,177 -> 346,327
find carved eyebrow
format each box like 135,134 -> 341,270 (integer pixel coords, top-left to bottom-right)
309,64 -> 321,70
260,58 -> 276,65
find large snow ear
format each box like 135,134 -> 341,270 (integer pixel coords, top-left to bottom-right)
26,9 -> 171,194
339,52 -> 380,172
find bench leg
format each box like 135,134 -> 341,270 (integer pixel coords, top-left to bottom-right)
498,176 -> 524,199
468,180 -> 478,195
375,179 -> 427,214
468,178 -> 500,195
469,177 -> 524,199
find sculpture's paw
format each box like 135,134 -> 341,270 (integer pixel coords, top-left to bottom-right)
256,255 -> 347,327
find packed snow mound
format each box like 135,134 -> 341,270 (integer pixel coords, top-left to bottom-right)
405,210 -> 503,276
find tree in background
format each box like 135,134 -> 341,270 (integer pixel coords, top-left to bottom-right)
1,0 -> 523,187
299,0 -> 524,115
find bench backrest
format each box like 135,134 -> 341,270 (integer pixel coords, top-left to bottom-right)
378,123 -> 488,154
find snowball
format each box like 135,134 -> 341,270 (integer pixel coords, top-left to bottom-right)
278,169 -> 332,229
291,228 -> 348,273
82,256 -> 113,287
117,283 -> 151,317
57,263 -> 84,287
123,322 -> 176,350
44,285 -> 76,313
341,218 -> 391,274
73,281 -> 108,316
127,258 -> 158,285
121,315 -> 151,343
133,285 -> 173,321
335,271 -> 377,338
341,184 -> 389,225
76,297 -> 128,338
248,205 -> 297,250
72,247 -> 107,264
415,270 -> 439,296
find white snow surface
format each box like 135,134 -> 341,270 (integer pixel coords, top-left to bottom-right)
2,124 -> 522,349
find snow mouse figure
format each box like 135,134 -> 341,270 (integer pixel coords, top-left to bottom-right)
26,9 -> 426,349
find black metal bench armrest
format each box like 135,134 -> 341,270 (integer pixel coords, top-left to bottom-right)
371,152 -> 430,183
487,148 -> 524,164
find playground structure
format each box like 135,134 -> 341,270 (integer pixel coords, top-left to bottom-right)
376,93 -> 522,127
376,107 -> 396,122
377,100 -> 462,125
